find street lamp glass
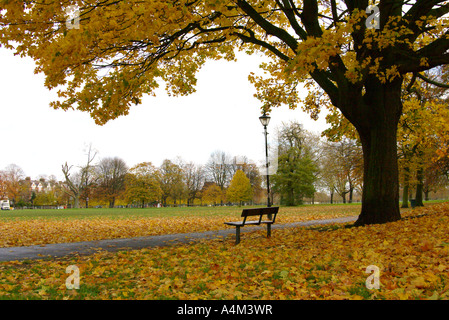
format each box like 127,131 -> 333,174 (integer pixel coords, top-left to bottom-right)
259,113 -> 271,127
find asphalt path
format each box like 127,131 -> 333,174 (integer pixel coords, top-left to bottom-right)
0,216 -> 357,261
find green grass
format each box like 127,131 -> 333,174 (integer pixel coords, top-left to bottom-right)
0,205 -> 258,221
0,202 -> 359,221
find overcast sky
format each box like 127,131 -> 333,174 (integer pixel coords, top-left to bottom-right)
0,48 -> 329,181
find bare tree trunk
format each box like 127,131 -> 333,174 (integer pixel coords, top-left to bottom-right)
401,166 -> 410,208
62,162 -> 80,209
415,168 -> 424,207
402,183 -> 409,208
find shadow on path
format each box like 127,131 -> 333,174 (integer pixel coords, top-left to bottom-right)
0,216 -> 357,261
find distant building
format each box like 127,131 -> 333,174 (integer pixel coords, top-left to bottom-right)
21,177 -> 63,194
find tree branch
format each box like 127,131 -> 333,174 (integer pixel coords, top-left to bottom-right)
403,0 -> 443,25
233,31 -> 290,61
406,72 -> 417,92
276,0 -> 308,40
416,72 -> 449,88
300,0 -> 323,37
235,0 -> 298,52
417,30 -> 449,58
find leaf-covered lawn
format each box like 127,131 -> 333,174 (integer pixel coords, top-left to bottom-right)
0,205 -> 361,247
1,203 -> 448,300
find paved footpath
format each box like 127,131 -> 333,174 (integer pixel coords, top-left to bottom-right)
0,216 -> 357,262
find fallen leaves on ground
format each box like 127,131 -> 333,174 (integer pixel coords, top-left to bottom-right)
0,203 -> 448,300
0,205 -> 360,247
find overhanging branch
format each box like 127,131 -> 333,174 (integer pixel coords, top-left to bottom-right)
233,32 -> 290,61
416,72 -> 449,88
235,0 -> 298,52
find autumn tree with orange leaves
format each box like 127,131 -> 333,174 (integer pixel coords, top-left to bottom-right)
2,0 -> 449,225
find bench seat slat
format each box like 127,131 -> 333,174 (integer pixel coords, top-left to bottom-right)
225,220 -> 275,226
259,220 -> 275,224
242,220 -> 261,225
244,220 -> 275,225
224,221 -> 244,226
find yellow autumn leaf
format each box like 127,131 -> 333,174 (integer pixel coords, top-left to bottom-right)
411,277 -> 428,289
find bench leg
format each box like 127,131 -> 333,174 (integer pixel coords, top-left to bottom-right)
267,224 -> 271,238
235,226 -> 241,245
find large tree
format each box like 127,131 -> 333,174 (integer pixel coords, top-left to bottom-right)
272,144 -> 318,206
157,159 -> 185,206
125,162 -> 162,207
272,121 -> 318,205
2,0 -> 449,224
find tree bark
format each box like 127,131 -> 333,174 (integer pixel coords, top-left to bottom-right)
109,197 -> 115,208
401,166 -> 410,208
415,168 -> 424,207
73,196 -> 79,209
352,78 -> 403,226
402,183 -> 409,208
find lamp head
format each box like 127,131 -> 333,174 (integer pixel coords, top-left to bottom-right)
259,113 -> 271,127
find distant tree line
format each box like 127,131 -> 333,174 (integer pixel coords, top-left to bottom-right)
1,121 -> 448,208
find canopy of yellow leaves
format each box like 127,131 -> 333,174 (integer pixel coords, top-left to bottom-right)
0,203 -> 448,300
2,1 -> 448,124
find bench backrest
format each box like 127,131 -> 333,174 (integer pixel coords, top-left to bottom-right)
241,207 -> 279,224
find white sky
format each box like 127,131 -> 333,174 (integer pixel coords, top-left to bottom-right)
0,48 -> 329,181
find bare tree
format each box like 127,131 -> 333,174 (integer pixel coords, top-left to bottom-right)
206,151 -> 232,190
2,164 -> 25,205
61,162 -> 82,208
0,170 -> 7,200
79,144 -> 98,208
61,144 -> 98,208
320,139 -> 363,203
95,157 -> 128,208
183,162 -> 205,206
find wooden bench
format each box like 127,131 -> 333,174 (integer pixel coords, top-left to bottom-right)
224,207 -> 279,244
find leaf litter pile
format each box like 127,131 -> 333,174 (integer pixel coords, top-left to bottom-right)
1,203 -> 449,299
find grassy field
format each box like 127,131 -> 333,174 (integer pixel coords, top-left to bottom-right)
0,202 -> 393,220
0,203 -> 362,220
0,205 -> 258,220
3,200 -> 442,221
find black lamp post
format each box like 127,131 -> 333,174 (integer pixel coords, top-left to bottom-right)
259,112 -> 271,208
